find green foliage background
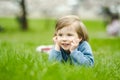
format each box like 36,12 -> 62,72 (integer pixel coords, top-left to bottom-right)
0,18 -> 120,80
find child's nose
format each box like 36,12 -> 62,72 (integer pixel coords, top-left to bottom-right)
62,36 -> 67,41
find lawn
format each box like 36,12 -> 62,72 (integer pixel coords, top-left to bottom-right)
0,17 -> 120,80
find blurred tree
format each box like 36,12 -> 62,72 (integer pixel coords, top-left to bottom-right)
101,5 -> 119,27
17,0 -> 28,30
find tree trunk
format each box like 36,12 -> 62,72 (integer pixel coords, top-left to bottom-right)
20,0 -> 28,30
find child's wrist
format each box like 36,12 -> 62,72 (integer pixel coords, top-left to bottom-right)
55,47 -> 60,51
70,49 -> 74,53
70,47 -> 77,53
55,44 -> 60,51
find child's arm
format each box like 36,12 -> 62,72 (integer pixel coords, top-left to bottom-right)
49,36 -> 62,62
70,41 -> 94,66
48,47 -> 62,62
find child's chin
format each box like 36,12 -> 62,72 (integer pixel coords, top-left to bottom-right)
63,48 -> 69,51
61,46 -> 70,50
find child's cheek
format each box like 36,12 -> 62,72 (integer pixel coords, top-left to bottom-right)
69,37 -> 74,41
56,37 -> 61,42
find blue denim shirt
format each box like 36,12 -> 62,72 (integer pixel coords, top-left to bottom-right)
49,41 -> 94,66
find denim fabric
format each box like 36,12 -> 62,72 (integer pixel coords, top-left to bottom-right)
49,41 -> 94,66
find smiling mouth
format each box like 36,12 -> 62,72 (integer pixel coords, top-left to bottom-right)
61,43 -> 70,47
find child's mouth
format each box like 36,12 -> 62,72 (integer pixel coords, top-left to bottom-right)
61,43 -> 70,47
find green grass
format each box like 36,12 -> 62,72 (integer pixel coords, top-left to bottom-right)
0,18 -> 120,80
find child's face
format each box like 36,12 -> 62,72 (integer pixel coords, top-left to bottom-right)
56,26 -> 82,51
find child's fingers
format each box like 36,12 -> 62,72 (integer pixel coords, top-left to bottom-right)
72,39 -> 80,44
76,39 -> 80,43
70,39 -> 80,51
71,41 -> 74,46
53,36 -> 57,41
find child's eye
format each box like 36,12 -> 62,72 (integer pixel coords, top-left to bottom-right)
67,34 -> 73,36
58,34 -> 62,36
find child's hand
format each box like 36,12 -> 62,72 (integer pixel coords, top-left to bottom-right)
53,36 -> 60,51
70,39 -> 80,53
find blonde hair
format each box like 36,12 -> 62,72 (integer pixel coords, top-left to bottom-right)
54,15 -> 89,41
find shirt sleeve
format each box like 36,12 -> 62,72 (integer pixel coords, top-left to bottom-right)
48,48 -> 62,62
70,42 -> 94,66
